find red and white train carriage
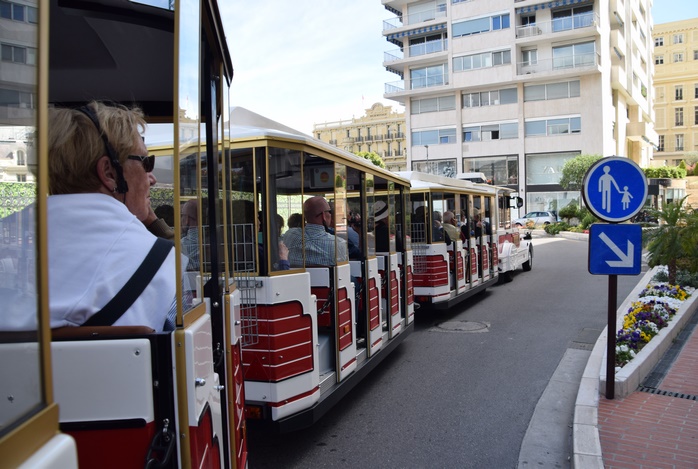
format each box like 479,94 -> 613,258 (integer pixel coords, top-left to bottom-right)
396,171 -> 533,309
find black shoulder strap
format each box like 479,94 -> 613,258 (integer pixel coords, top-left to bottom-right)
82,238 -> 174,327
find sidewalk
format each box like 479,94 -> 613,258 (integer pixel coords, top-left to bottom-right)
597,310 -> 698,468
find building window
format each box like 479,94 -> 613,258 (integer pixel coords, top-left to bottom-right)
16,150 -> 25,165
655,37 -> 664,47
411,95 -> 456,114
462,154 -> 518,186
552,41 -> 595,69
673,34 -> 684,44
462,122 -> 517,141
695,50 -> 698,60
525,152 -> 579,185
1,43 -> 37,65
16,174 -> 26,182
524,80 -> 580,101
409,32 -> 448,57
0,1 -> 36,23
551,5 -> 594,32
695,106 -> 698,125
676,134 -> 684,151
695,84 -> 698,99
411,128 -> 457,145
463,88 -> 517,108
453,49 -> 511,71
676,86 -> 684,100
522,49 -> 538,67
655,55 -> 664,65
525,117 -> 581,136
657,135 -> 664,152
452,13 -> 510,37
676,108 -> 684,126
410,63 -> 448,89
674,52 -> 684,63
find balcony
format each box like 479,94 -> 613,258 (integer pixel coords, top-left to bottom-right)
384,39 -> 448,66
515,13 -> 599,40
382,6 -> 447,31
517,52 -> 600,76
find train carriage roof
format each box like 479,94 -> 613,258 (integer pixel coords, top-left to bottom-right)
229,107 -> 410,187
49,0 -> 232,119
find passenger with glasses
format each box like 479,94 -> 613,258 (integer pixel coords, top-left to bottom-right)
284,196 -> 348,267
41,101 -> 177,332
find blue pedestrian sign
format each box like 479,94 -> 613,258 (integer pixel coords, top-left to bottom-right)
582,157 -> 648,223
588,224 -> 642,275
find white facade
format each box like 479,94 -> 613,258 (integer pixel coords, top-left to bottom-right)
381,0 -> 655,214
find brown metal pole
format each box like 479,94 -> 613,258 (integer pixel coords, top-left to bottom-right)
606,274 -> 617,399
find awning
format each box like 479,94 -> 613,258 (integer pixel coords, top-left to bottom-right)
516,0 -> 590,14
386,23 -> 447,42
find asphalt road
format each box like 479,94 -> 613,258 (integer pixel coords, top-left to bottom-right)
246,236 -> 643,468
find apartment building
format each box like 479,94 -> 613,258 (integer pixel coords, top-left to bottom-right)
0,0 -> 37,182
381,0 -> 655,214
652,18 -> 698,166
313,102 -> 408,172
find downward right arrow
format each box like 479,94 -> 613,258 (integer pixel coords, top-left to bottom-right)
599,232 -> 634,268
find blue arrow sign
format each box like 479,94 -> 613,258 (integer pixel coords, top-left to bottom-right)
582,157 -> 648,223
588,223 -> 642,275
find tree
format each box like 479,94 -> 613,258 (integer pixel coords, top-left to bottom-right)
354,151 -> 385,169
559,154 -> 602,191
643,196 -> 694,285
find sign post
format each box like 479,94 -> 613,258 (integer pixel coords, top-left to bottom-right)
582,157 -> 647,399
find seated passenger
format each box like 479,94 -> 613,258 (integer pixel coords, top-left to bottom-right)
45,101 -> 177,331
284,196 -> 348,266
443,211 -> 459,244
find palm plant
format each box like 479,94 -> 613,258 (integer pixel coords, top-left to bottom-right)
643,196 -> 696,285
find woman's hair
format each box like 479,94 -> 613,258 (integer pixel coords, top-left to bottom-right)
48,101 -> 146,195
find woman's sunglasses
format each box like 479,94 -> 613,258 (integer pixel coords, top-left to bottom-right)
127,155 -> 155,172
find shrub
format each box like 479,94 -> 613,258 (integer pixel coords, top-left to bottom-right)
558,204 -> 579,222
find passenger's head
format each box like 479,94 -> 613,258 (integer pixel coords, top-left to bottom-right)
443,211 -> 456,225
433,211 -> 443,223
181,199 -> 198,235
48,101 -> 153,221
288,213 -> 303,229
304,196 -> 332,229
374,201 -> 388,225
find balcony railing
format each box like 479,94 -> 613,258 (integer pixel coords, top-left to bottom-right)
384,39 -> 448,63
385,80 -> 405,93
517,52 -> 599,75
383,6 -> 447,31
410,73 -> 449,89
516,13 -> 598,38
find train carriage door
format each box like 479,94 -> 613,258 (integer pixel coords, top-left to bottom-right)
396,185 -> 414,325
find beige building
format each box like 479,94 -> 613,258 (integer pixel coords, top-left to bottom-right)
381,0 -> 656,214
652,18 -> 698,167
313,102 -> 407,171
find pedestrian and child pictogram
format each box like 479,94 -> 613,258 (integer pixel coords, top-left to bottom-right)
582,157 -> 648,223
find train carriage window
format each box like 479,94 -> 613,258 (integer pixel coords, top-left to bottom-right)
410,192 -> 427,243
431,192 -> 446,243
333,162 -> 349,262
365,173 -> 375,257
269,147 -> 302,272
0,8 -> 42,432
229,148 -> 256,273
345,166 -> 363,260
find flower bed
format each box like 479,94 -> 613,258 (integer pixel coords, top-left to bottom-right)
614,283 -> 693,369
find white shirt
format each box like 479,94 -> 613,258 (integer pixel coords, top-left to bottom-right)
47,193 -> 176,331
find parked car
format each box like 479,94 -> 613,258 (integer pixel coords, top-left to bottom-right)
514,211 -> 558,227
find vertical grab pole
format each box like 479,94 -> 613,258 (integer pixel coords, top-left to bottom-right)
606,274 -> 617,399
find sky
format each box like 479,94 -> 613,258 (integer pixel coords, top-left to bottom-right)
218,0 -> 695,135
